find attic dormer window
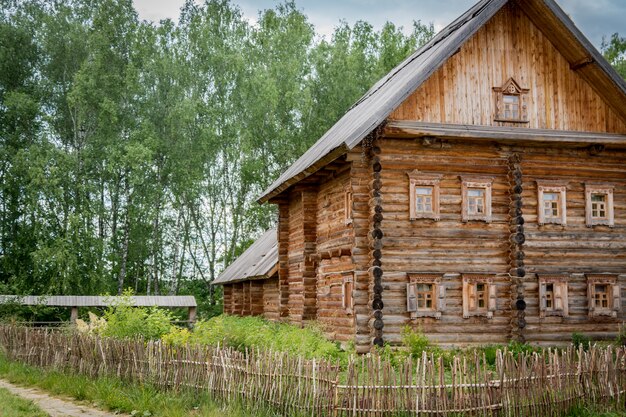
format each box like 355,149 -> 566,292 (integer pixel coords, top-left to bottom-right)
494,78 -> 529,123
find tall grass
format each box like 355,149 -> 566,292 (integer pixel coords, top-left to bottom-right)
0,354 -> 278,417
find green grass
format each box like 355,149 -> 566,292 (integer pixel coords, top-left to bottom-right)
0,354 -> 277,417
0,386 -> 48,417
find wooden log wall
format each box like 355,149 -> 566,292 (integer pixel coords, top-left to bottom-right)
389,3 -> 626,134
508,154 -> 527,342
519,145 -> 626,344
263,276 -> 280,321
377,138 -> 513,346
223,284 -> 233,314
373,136 -> 626,346
315,166 -> 355,342
348,148 -> 376,353
250,280 -> 264,316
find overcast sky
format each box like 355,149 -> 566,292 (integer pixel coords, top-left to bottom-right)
132,0 -> 625,50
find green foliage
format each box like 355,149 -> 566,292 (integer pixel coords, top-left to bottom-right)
163,315 -> 344,361
572,332 -> 591,351
98,290 -> 174,340
615,323 -> 626,347
0,0 -> 434,305
602,33 -> 626,79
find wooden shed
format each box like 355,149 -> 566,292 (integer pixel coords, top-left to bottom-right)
215,229 -> 280,321
226,0 -> 626,352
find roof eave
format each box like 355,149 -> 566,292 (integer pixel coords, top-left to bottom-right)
257,143 -> 350,204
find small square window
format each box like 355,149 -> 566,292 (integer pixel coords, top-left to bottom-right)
415,187 -> 434,214
585,184 -> 614,227
493,78 -> 529,123
537,181 -> 567,225
407,274 -> 445,319
538,274 -> 568,317
587,274 -> 620,317
503,94 -> 520,119
463,275 -> 496,318
407,171 -> 442,221
461,177 -> 493,223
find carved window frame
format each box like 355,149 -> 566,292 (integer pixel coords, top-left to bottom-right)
461,176 -> 493,223
493,78 -> 529,123
406,273 -> 445,320
407,170 -> 442,221
344,184 -> 353,225
585,183 -> 614,228
462,274 -> 497,319
538,274 -> 569,318
586,274 -> 620,318
536,180 -> 568,226
342,275 -> 354,315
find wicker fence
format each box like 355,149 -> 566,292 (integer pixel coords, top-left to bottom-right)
0,325 -> 624,416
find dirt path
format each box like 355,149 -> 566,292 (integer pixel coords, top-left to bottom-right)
0,379 -> 129,417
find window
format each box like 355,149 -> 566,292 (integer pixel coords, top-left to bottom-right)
536,180 -> 567,225
538,274 -> 569,317
587,274 -> 620,317
407,274 -> 445,319
415,187 -> 434,214
585,184 -> 614,227
461,177 -> 493,222
462,275 -> 496,318
493,78 -> 529,123
503,94 -> 520,119
342,275 -> 353,314
407,170 -> 442,221
344,186 -> 353,225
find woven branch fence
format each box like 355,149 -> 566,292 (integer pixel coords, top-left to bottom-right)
0,325 -> 625,416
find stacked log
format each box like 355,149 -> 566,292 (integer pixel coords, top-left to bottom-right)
508,153 -> 526,343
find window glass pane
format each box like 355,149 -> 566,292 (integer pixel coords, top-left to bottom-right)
468,189 -> 484,197
415,187 -> 432,195
503,95 -> 519,103
544,193 -> 558,201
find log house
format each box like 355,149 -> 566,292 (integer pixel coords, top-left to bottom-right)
217,0 -> 626,352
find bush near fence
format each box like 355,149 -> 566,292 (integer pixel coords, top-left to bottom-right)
0,325 -> 624,416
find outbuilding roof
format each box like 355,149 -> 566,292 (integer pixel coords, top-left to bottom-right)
258,0 -> 626,204
213,228 -> 278,285
0,295 -> 197,308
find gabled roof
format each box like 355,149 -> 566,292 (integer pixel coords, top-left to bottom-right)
213,228 -> 278,285
258,0 -> 626,204
0,295 -> 197,307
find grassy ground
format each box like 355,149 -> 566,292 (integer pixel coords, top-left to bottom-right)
0,354 -> 277,417
0,386 -> 48,417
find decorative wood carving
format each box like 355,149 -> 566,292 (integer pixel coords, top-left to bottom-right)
536,180 -> 568,226
493,78 -> 529,124
406,170 -> 442,221
460,176 -> 493,223
462,274 -> 496,319
586,274 -> 620,318
584,183 -> 615,228
406,273 -> 445,320
538,274 -> 569,318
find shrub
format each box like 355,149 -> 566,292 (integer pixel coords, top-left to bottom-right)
572,332 -> 591,351
616,323 -> 626,347
97,290 -> 174,340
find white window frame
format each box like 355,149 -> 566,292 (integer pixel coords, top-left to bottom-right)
536,180 -> 568,226
586,274 -> 620,318
585,183 -> 614,227
462,275 -> 497,319
461,177 -> 493,223
406,273 -> 445,320
406,170 -> 442,221
538,274 -> 569,318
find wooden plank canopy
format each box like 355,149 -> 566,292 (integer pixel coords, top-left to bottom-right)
0,295 -> 197,308
0,295 -> 198,323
